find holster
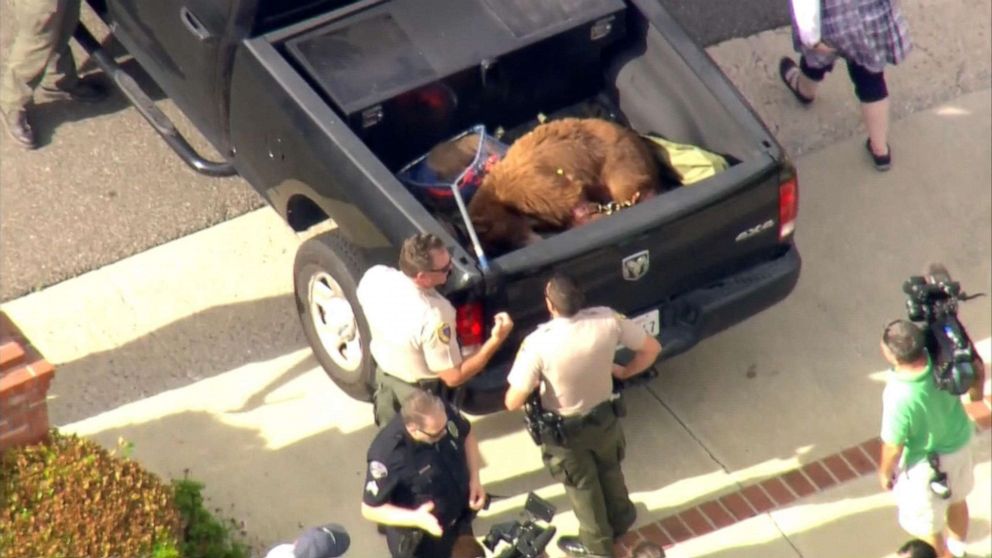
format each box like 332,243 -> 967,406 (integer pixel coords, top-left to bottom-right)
524,394 -> 567,446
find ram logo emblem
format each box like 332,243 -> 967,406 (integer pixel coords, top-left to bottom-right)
621,250 -> 650,281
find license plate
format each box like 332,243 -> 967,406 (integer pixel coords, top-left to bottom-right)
631,309 -> 660,336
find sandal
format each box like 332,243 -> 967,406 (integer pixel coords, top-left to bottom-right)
779,57 -> 815,105
865,138 -> 891,171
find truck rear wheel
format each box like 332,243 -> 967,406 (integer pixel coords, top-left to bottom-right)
293,231 -> 374,401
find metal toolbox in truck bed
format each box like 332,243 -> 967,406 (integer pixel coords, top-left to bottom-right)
283,0 -> 627,167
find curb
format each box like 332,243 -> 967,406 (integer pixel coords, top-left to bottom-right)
615,396 -> 992,556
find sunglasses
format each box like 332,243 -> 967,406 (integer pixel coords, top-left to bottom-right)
430,260 -> 453,275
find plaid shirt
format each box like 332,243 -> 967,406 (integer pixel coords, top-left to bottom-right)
795,0 -> 911,73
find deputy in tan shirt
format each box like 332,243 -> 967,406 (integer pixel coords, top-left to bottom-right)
357,233 -> 513,426
505,274 -> 661,558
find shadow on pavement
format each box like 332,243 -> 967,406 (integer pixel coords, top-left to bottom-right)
32,29 -> 170,149
51,294 -> 306,425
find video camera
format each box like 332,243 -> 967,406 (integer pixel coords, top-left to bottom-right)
901,263 -> 983,395
482,492 -> 557,558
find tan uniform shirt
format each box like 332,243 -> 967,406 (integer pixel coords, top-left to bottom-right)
507,306 -> 648,417
356,265 -> 462,382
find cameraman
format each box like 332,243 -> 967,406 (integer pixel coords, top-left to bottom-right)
877,320 -> 979,558
504,274 -> 661,558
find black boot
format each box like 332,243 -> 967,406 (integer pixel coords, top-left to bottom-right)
1,107 -> 36,149
38,79 -> 110,104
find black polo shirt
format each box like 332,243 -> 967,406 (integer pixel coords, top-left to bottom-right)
363,403 -> 472,529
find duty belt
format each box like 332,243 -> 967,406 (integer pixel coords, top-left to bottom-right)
379,368 -> 462,407
560,398 -> 620,432
380,369 -> 442,392
529,396 -> 624,446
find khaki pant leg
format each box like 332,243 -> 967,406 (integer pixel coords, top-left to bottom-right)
594,418 -> 636,535
40,0 -> 81,90
543,440 -> 615,556
0,0 -> 63,111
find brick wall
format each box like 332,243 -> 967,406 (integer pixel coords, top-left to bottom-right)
0,312 -> 55,452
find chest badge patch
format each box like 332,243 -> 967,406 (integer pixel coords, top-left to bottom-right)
447,420 -> 459,439
369,460 -> 388,480
365,480 -> 379,497
437,323 -> 452,344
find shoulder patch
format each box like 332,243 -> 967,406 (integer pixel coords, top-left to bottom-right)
369,461 -> 388,480
365,480 -> 379,497
436,322 -> 452,344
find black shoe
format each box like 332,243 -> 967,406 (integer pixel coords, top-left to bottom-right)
38,80 -> 109,104
557,535 -> 611,557
1,108 -> 36,149
865,138 -> 891,171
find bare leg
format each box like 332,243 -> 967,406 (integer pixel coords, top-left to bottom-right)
946,501 -> 970,554
796,71 -> 820,101
861,97 -> 890,156
920,532 -> 951,558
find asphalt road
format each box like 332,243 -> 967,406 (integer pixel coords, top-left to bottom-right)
661,0 -> 791,46
0,0 -> 789,302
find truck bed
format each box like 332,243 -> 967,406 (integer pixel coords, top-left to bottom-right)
225,0 -> 800,411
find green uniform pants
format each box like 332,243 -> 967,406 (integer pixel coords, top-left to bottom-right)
0,0 -> 81,112
372,367 -> 454,427
542,406 -> 635,557
373,367 -> 424,427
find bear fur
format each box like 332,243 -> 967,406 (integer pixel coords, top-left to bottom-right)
466,118 -> 660,254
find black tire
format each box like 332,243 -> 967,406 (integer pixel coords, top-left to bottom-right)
293,231 -> 375,401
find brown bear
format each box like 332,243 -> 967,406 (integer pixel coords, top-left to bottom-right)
466,117 -> 660,254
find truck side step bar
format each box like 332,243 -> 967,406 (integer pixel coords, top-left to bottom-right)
73,26 -> 236,177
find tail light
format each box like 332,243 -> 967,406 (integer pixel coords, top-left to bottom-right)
456,301 -> 484,355
779,166 -> 799,241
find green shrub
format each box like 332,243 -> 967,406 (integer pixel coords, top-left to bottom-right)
173,478 -> 249,558
0,431 -> 249,558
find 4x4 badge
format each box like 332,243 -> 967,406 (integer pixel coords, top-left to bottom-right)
622,250 -> 650,281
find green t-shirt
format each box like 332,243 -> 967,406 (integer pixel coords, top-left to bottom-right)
880,358 -> 974,469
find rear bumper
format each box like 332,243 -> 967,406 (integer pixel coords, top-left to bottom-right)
460,243 -> 802,415
657,243 -> 801,358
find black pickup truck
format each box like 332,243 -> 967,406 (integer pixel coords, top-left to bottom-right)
79,0 -> 801,413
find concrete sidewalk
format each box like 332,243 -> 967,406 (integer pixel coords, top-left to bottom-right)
3,88 -> 990,557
